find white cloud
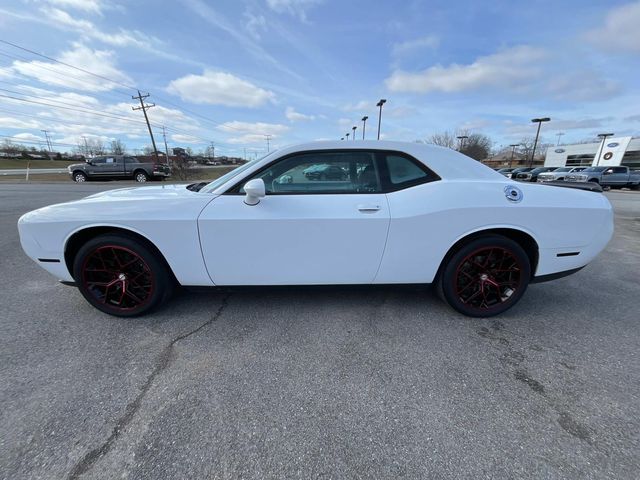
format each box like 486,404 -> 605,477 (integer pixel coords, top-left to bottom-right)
244,9 -> 267,39
266,0 -> 322,20
43,0 -> 105,14
337,118 -> 352,128
386,45 -> 546,93
586,1 -> 640,52
170,134 -> 206,144
546,74 -> 621,101
41,7 -> 157,49
285,106 -> 314,121
11,43 -> 133,92
167,70 -> 275,107
392,35 -> 439,56
217,120 -> 289,144
342,100 -> 373,112
12,132 -> 45,142
0,116 -> 42,129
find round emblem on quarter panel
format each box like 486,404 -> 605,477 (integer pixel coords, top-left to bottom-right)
504,185 -> 523,203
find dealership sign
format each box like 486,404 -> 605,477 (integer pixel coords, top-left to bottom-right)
555,148 -> 565,153
597,137 -> 632,166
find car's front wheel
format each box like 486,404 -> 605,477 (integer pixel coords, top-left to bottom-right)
438,235 -> 531,317
73,233 -> 173,317
73,171 -> 87,183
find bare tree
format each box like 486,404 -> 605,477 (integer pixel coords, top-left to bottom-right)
110,139 -> 126,155
460,133 -> 493,161
426,131 -> 457,149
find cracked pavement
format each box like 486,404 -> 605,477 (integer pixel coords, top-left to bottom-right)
1,183 -> 639,479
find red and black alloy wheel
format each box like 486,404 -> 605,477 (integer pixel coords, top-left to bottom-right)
439,235 -> 531,317
73,234 -> 173,317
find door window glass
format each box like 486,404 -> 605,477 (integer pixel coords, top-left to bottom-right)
245,151 -> 380,194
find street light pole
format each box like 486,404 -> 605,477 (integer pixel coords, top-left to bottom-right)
529,117 -> 550,167
345,133 -> 350,140
509,144 -> 519,168
595,133 -> 614,166
352,125 -> 357,140
361,116 -> 368,140
376,99 -> 386,140
556,132 -> 565,146
456,135 -> 468,151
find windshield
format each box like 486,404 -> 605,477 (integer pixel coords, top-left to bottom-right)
583,167 -> 606,172
200,152 -> 276,193
555,167 -> 571,172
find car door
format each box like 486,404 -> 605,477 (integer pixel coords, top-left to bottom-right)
198,150 -> 390,285
101,156 -> 122,177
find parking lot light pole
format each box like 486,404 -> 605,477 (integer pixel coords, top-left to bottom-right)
595,133 -> 615,166
509,144 -> 519,168
352,125 -> 357,140
341,137 -> 344,141
529,117 -> 550,167
376,99 -> 386,140
456,135 -> 468,151
345,132 -> 350,140
361,116 -> 368,140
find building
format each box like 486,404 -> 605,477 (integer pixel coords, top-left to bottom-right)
544,136 -> 640,170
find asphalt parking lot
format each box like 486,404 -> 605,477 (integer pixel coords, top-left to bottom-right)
1,183 -> 639,480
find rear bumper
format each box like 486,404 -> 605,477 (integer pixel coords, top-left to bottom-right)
531,266 -> 584,284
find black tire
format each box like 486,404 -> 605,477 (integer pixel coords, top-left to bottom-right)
134,170 -> 149,183
73,171 -> 88,183
438,235 -> 531,317
73,233 -> 174,317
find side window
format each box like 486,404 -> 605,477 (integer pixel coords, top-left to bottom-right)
92,157 -> 106,165
613,167 -> 626,174
384,154 -> 431,189
105,157 -> 115,164
125,156 -> 138,163
243,151 -> 380,194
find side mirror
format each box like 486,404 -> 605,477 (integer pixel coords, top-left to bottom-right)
244,178 -> 266,206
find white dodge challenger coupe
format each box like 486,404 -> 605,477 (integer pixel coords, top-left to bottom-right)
18,141 -> 613,318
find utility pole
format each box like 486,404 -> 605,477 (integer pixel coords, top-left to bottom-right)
41,129 -> 53,159
264,135 -> 272,152
161,126 -> 170,165
210,142 -> 216,162
132,90 -> 159,163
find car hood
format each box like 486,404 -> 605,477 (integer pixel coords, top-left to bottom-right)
82,183 -> 197,200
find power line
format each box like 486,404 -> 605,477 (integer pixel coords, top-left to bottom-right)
0,39 -> 263,134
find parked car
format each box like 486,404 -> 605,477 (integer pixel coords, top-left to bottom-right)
497,167 -> 516,177
537,167 -> 587,182
514,167 -> 558,182
502,167 -> 534,179
19,141 -> 613,318
565,166 -> 640,189
67,155 -> 171,183
303,163 -> 347,180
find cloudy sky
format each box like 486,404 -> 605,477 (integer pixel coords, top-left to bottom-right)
0,0 -> 638,155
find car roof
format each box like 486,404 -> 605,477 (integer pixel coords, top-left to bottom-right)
272,141 -> 503,181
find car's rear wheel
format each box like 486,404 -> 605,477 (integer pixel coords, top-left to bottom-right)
73,234 -> 173,317
73,171 -> 87,183
134,170 -> 149,183
438,235 -> 531,317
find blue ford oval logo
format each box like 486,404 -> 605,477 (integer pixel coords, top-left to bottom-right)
607,142 -> 619,147
555,148 -> 565,153
504,185 -> 523,203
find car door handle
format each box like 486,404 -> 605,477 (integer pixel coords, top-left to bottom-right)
357,205 -> 381,212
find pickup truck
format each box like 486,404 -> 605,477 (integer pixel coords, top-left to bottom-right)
565,166 -> 640,189
68,155 -> 171,183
